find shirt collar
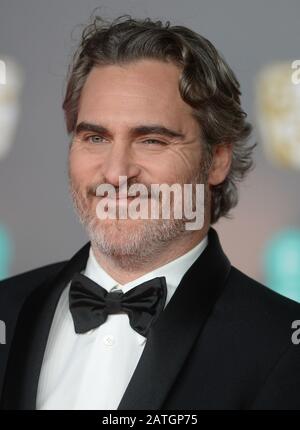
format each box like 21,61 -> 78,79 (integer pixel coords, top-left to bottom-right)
84,235 -> 208,308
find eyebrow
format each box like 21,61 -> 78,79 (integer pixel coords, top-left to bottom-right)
74,122 -> 186,140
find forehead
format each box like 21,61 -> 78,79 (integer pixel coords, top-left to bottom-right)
77,59 -> 195,125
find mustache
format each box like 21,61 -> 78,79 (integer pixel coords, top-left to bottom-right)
85,174 -> 206,201
89,180 -> 157,199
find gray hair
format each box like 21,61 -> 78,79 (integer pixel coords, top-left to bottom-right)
62,14 -> 256,224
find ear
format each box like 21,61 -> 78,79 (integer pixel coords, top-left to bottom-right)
208,143 -> 232,186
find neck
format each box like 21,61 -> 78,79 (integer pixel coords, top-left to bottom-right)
91,226 -> 210,285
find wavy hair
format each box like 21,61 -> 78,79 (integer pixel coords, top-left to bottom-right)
62,14 -> 256,224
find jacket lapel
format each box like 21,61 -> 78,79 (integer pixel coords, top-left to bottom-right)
118,227 -> 231,410
1,242 -> 90,410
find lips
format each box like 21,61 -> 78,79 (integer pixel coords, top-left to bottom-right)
95,189 -> 131,199
97,195 -> 137,206
95,190 -> 148,200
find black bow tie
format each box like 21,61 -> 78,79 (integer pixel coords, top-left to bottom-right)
69,273 -> 167,337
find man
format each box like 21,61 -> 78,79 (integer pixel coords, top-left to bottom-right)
1,15 -> 300,410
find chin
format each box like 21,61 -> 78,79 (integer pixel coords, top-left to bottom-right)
87,217 -> 146,245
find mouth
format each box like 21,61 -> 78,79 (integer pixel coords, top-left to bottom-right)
95,189 -> 148,200
98,195 -> 147,205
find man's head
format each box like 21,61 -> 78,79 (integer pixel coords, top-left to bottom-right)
64,15 -> 254,263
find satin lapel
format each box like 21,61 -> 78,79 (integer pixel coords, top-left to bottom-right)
1,242 -> 90,410
118,227 -> 231,410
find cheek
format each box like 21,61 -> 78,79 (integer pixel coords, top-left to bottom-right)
155,147 -> 202,182
69,150 -> 97,182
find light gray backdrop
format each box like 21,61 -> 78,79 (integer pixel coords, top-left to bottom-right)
1,0 -> 299,283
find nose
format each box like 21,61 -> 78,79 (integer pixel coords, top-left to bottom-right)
101,141 -> 141,187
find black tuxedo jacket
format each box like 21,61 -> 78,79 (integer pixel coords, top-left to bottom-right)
1,227 -> 300,410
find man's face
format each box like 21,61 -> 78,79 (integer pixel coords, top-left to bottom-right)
68,59 -> 208,260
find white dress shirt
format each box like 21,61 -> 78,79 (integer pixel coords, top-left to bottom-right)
36,236 -> 208,410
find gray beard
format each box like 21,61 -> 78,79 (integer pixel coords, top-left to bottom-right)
68,171 -> 208,271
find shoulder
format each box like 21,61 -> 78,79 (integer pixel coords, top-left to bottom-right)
226,265 -> 300,316
0,261 -> 67,402
210,266 -> 300,409
0,261 -> 67,312
217,265 -> 300,349
224,268 -> 300,409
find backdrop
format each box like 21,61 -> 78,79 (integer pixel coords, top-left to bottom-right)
1,0 -> 299,286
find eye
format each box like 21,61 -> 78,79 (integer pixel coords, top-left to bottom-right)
86,135 -> 106,144
142,139 -> 167,146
